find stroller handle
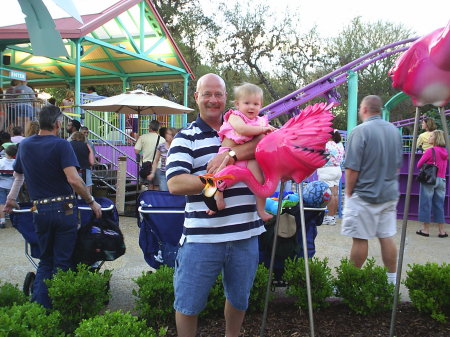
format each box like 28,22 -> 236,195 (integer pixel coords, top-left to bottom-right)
138,206 -> 185,214
13,205 -> 115,213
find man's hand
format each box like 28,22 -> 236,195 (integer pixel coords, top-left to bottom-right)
89,201 -> 102,218
206,152 -> 233,174
4,199 -> 19,213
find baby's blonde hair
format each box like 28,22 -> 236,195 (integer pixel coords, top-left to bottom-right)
233,83 -> 263,104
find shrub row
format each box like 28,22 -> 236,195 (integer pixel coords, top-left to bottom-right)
0,259 -> 447,336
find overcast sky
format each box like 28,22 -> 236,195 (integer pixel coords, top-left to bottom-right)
1,0 -> 448,38
201,0 -> 449,37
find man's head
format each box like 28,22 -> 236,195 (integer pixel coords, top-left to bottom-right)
87,86 -> 96,94
358,95 -> 383,121
149,120 -> 160,132
194,73 -> 227,125
39,105 -> 63,132
12,126 -> 23,136
66,119 -> 81,134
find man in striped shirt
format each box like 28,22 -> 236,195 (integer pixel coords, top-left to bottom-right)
166,73 -> 265,337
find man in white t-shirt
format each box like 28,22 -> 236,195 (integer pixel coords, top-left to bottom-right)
134,120 -> 162,188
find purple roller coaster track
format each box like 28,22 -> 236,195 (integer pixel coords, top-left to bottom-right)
260,37 -> 418,119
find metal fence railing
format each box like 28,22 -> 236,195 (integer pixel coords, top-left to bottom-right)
0,96 -> 45,133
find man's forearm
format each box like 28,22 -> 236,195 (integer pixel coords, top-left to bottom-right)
70,176 -> 93,202
168,174 -> 205,195
231,134 -> 263,161
345,168 -> 359,197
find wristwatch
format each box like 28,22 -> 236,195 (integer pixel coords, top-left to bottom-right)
228,150 -> 238,162
86,196 -> 95,205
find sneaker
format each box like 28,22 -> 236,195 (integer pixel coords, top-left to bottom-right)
322,216 -> 336,226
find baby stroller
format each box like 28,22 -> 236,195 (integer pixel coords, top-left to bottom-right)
137,190 -> 185,269
259,190 -> 326,285
10,197 -> 118,296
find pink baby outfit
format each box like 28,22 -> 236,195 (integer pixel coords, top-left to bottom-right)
219,109 -> 269,144
217,109 -> 269,168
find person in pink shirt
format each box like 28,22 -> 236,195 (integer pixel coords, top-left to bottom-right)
416,130 -> 448,238
207,83 -> 276,221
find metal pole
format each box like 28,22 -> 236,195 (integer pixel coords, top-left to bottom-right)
297,182 -> 315,337
437,107 -> 450,169
260,182 -> 285,337
389,106 -> 420,337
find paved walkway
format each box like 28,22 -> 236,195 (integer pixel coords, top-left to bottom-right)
0,216 -> 448,312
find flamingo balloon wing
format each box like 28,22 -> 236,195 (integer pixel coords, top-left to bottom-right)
262,102 -> 334,183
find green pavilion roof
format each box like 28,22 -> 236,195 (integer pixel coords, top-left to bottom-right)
0,0 -> 194,88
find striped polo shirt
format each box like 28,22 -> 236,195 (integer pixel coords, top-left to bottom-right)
166,116 -> 265,243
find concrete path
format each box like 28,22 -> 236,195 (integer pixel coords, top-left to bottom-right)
0,216 -> 448,312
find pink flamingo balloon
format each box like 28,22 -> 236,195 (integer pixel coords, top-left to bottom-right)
389,20 -> 450,106
215,102 -> 334,198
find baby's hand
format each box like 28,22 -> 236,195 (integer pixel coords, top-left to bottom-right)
262,126 -> 277,134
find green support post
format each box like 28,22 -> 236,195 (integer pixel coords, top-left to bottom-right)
74,38 -> 82,122
183,73 -> 190,126
347,70 -> 358,134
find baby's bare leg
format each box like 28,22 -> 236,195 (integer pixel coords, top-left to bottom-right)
206,190 -> 226,215
247,160 -> 273,221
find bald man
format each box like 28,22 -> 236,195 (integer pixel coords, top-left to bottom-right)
166,74 -> 265,337
341,95 -> 403,285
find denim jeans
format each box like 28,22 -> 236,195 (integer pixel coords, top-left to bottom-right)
157,169 -> 168,191
174,237 -> 259,315
32,201 -> 78,308
418,177 -> 446,223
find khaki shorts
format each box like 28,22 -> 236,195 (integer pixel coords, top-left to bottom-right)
341,194 -> 398,239
317,166 -> 342,187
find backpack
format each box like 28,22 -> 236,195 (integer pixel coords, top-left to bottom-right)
74,215 -> 126,266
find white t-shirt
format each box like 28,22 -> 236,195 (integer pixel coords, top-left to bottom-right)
0,157 -> 15,189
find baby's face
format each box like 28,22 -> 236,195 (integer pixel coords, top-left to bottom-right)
235,94 -> 262,119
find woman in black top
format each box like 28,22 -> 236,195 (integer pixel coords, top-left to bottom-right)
70,131 -> 94,184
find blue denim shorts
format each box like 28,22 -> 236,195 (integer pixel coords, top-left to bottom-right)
0,187 -> 10,204
173,236 -> 259,315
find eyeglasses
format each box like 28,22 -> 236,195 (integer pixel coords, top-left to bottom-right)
201,92 -> 224,99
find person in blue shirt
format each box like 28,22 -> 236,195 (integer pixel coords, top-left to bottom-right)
4,105 -> 101,308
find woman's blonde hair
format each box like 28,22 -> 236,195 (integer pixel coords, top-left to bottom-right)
71,131 -> 85,142
424,118 -> 437,132
233,83 -> 263,104
432,130 -> 446,147
25,120 -> 40,137
65,90 -> 74,99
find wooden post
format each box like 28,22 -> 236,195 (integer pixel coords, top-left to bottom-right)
116,156 -> 127,215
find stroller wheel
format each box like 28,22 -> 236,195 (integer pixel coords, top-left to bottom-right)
23,272 -> 36,297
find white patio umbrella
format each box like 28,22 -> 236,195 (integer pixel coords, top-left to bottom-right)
81,88 -> 194,197
80,89 -> 194,115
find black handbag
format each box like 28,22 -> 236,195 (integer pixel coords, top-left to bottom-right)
74,215 -> 126,266
417,148 -> 438,185
138,136 -> 161,180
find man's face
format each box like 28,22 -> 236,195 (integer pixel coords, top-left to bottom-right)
194,77 -> 227,120
66,122 -> 73,134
